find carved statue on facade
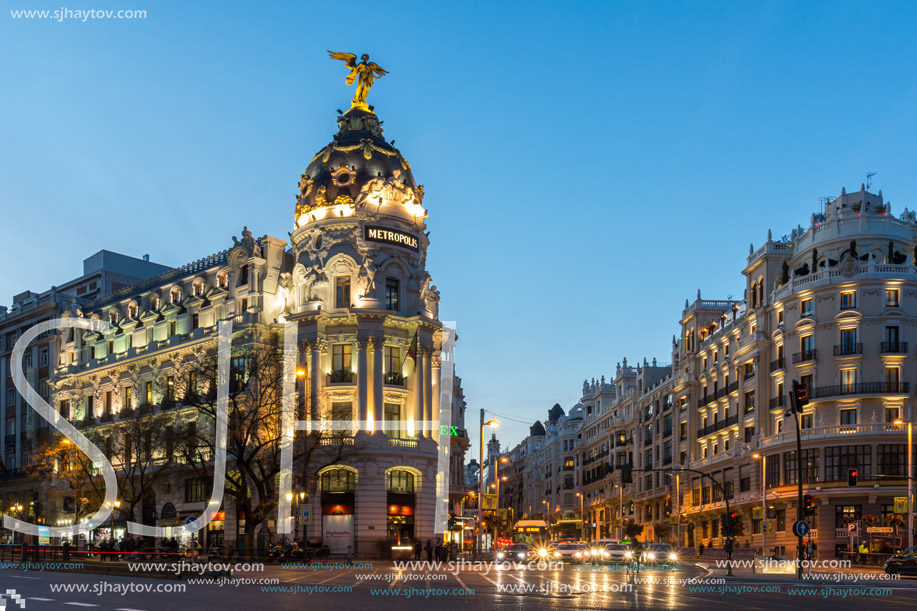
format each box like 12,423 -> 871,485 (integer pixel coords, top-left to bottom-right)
356,175 -> 415,209
356,254 -> 379,298
278,272 -> 293,312
232,226 -> 263,258
327,51 -> 389,110
420,275 -> 440,318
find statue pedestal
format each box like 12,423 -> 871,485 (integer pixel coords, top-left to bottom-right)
359,297 -> 383,309
304,300 -> 323,312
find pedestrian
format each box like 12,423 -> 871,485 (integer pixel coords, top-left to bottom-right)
434,538 -> 443,561
413,539 -> 422,561
857,542 -> 868,563
697,542 -> 705,558
424,539 -> 433,562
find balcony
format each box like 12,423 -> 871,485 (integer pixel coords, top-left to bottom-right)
384,371 -> 405,386
328,370 -> 354,384
760,422 -> 906,447
811,382 -> 908,399
770,357 -> 785,372
792,349 -> 817,364
696,413 -> 739,438
768,395 -> 786,410
319,435 -> 355,446
881,341 -> 908,354
728,381 -> 739,393
834,343 -> 863,356
388,437 -> 419,449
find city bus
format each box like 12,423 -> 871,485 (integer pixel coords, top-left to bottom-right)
513,520 -> 549,547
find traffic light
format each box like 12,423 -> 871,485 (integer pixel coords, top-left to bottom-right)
791,380 -> 809,413
448,514 -> 456,531
847,468 -> 858,487
803,494 -> 816,516
727,511 -> 739,536
621,463 -> 633,484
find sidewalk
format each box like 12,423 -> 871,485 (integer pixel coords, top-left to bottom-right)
696,561 -> 917,587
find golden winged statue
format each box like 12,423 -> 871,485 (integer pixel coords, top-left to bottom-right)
327,51 -> 389,110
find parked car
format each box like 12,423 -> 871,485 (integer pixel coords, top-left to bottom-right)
640,543 -> 678,565
884,546 -> 917,576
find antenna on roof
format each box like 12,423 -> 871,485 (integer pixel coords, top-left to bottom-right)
867,171 -> 876,191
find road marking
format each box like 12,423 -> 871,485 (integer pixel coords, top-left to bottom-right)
453,573 -> 470,591
115,608 -> 149,611
8,576 -> 39,580
318,569 -> 352,584
64,604 -> 99,607
27,598 -> 56,602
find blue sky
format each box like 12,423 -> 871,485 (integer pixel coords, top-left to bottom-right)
2,1 -> 917,455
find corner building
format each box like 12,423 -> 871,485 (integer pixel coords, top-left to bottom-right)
289,107 -> 448,554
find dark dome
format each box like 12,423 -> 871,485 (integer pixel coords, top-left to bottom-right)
295,108 -> 416,218
530,420 -> 546,436
548,403 -> 565,423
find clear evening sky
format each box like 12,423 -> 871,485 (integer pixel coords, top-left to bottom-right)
2,1 -> 916,456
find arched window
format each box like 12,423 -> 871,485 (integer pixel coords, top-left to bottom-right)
321,468 -> 356,492
170,287 -> 181,303
217,272 -> 228,289
150,296 -> 161,311
109,311 -> 118,325
386,469 -> 415,493
128,302 -> 138,318
193,280 -> 204,297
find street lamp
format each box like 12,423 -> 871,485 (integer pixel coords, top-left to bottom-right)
479,412 -> 499,553
753,453 -> 767,556
893,419 -> 914,550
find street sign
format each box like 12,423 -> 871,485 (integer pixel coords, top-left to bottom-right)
301,504 -> 312,525
185,516 -> 197,526
866,526 -> 894,534
847,522 -> 859,537
894,497 -> 908,514
762,520 -> 773,534
669,514 -> 679,525
752,507 -> 763,520
482,494 -> 498,510
793,520 -> 810,538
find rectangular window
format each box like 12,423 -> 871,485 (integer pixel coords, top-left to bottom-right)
122,386 -> 132,410
740,477 -> 751,493
104,391 -> 112,416
744,425 -> 755,443
60,399 -> 71,420
825,445 -> 871,480
166,376 -> 175,401
840,368 -> 857,389
383,403 -> 401,438
800,334 -> 814,353
185,479 -> 206,503
784,449 -> 819,484
801,298 -> 813,316
878,444 -> 905,476
85,395 -> 94,420
745,390 -> 755,413
800,413 -> 813,429
145,381 -> 153,404
385,278 -> 400,311
766,455 -> 780,488
335,277 -> 351,308
840,291 -> 857,310
885,366 -> 900,388
168,321 -> 176,337
332,344 -> 352,372
383,346 -> 400,373
886,288 -> 900,307
835,505 -> 861,529
331,402 -> 353,436
777,309 -> 784,325
885,406 -> 901,423
840,328 -> 857,352
840,408 -> 857,425
679,421 -> 687,441
191,314 -> 199,330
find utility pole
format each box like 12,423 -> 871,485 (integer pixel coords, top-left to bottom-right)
789,380 -> 809,580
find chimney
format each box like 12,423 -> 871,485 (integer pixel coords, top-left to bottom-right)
143,254 -> 150,262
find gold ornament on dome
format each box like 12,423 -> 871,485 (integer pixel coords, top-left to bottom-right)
331,165 -> 357,187
327,51 -> 389,111
314,186 -> 329,207
333,194 -> 354,207
299,176 -> 314,197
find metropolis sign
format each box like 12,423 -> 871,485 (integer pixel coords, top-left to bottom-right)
364,225 -> 419,252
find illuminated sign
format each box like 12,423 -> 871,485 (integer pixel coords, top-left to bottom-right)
365,225 -> 419,252
440,425 -> 460,436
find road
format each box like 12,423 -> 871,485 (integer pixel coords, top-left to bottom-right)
1,559 -> 915,610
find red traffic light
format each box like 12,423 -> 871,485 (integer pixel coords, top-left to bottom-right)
847,468 -> 858,487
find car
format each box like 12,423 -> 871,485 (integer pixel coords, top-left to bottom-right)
496,543 -> 529,561
603,543 -> 631,564
884,546 -> 917,576
552,542 -> 588,563
640,543 -> 679,565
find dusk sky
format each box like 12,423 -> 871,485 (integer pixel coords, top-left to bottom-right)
2,0 -> 917,455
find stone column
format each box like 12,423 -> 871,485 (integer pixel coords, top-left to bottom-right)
423,347 -> 433,438
309,342 -> 322,428
431,355 -> 442,437
412,347 -> 424,438
372,337 -> 383,432
357,339 -> 369,432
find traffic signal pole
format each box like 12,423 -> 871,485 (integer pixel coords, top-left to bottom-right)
790,380 -> 808,580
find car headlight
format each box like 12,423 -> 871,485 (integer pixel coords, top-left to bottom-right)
554,552 -> 560,558
574,552 -> 582,558
496,552 -> 504,559
647,552 -> 656,560
624,551 -> 633,559
602,551 -> 610,557
538,548 -> 548,557
517,553 -> 525,559
669,553 -> 678,560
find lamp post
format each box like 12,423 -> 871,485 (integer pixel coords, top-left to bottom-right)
753,453 -> 767,555
616,484 -> 624,541
478,411 -> 499,553
575,493 -> 584,541
893,418 -> 914,550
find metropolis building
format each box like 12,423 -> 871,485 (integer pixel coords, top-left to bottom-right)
0,93 -> 468,555
503,185 -> 915,558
